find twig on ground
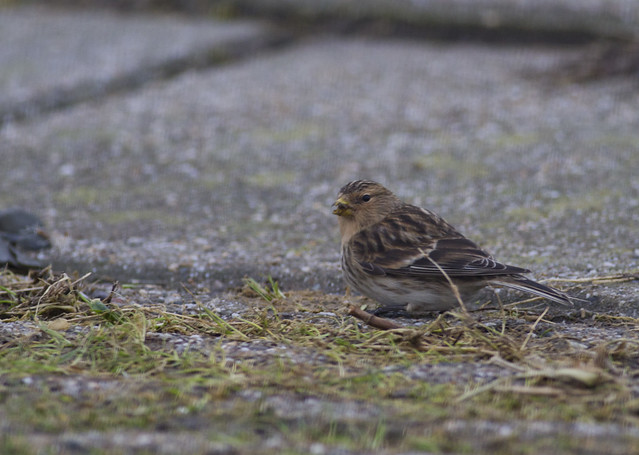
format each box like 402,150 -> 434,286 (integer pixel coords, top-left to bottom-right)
104,281 -> 119,304
347,305 -> 401,330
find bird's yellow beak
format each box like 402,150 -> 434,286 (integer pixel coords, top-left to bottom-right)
332,197 -> 352,216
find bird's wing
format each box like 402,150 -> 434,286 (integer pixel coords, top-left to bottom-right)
351,206 -> 530,277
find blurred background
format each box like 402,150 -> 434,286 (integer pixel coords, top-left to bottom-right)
1,0 -> 638,309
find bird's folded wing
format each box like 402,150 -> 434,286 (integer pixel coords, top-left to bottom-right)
352,227 -> 530,277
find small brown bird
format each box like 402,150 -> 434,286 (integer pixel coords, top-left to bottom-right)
332,179 -> 571,315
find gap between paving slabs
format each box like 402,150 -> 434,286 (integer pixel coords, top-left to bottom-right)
0,14 -> 294,125
51,0 -> 639,42
2,267 -> 639,438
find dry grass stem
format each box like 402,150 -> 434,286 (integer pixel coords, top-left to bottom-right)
2,267 -> 639,438
520,306 -> 549,351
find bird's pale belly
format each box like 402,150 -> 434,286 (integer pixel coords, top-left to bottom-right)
343,263 -> 480,313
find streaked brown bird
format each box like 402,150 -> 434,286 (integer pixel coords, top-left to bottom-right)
332,179 -> 571,315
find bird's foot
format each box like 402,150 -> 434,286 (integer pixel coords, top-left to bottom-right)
373,305 -> 411,318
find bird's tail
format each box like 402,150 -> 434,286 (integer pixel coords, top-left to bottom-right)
491,275 -> 572,306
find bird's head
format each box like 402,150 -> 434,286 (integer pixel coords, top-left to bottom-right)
332,180 -> 400,239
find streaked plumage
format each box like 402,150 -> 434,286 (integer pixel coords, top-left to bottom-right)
332,179 -> 571,315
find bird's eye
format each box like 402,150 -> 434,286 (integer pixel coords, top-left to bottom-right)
361,194 -> 371,202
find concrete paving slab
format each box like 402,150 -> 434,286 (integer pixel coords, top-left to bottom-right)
0,5 -> 281,121
2,35 -> 638,311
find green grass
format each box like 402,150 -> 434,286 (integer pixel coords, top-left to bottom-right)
2,269 -> 639,453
